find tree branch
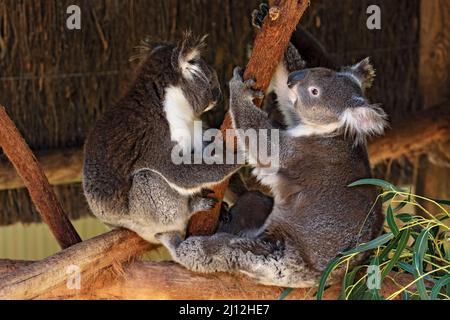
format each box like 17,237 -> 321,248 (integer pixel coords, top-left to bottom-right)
368,103 -> 450,164
0,257 -> 412,300
0,106 -> 81,248
187,0 -> 310,236
0,229 -> 153,299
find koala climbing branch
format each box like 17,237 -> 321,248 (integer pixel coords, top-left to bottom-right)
187,0 -> 310,236
0,106 -> 81,249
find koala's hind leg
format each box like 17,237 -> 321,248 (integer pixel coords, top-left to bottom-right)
125,170 -> 215,242
156,231 -> 320,287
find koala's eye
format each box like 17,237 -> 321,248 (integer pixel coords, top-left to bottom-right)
309,87 -> 320,96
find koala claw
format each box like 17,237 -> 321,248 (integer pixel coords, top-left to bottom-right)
252,3 -> 270,29
244,78 -> 256,88
197,196 -> 219,211
203,197 -> 219,210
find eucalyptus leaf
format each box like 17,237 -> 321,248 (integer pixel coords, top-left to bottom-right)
343,233 -> 394,255
386,205 -> 399,236
413,229 -> 431,300
348,178 -> 400,191
278,288 -> 293,300
431,275 -> 450,300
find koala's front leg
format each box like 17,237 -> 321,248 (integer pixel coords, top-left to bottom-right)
229,68 -> 293,165
229,67 -> 269,134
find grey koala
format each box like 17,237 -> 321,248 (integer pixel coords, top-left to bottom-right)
218,191 -> 273,237
156,6 -> 387,288
83,33 -> 241,243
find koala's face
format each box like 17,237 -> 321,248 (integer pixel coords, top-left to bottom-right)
173,33 -> 222,117
179,59 -> 222,117
287,67 -> 365,125
286,58 -> 387,141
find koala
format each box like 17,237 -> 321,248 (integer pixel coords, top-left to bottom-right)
155,6 -> 387,288
83,32 -> 241,243
218,191 -> 273,236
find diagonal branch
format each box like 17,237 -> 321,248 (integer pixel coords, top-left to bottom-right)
0,106 -> 81,248
187,0 -> 310,236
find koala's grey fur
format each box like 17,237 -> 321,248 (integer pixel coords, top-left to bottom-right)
83,33 -> 241,243
156,5 -> 387,288
218,191 -> 273,236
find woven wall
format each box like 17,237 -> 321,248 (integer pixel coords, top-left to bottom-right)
0,0 -> 422,225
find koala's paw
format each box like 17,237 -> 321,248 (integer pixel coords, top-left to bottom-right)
252,3 -> 270,29
190,195 -> 218,212
230,67 -> 264,101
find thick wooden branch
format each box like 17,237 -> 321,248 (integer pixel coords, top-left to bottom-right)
187,0 -> 310,236
0,106 -> 81,248
368,103 -> 450,164
0,260 -> 33,275
0,229 -> 153,299
0,148 -> 82,191
0,257 -> 411,300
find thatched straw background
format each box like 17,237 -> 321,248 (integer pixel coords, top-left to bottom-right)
0,0 -> 422,225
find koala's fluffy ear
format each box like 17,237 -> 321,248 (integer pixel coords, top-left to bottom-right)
173,31 -> 208,79
341,103 -> 388,144
342,57 -> 376,91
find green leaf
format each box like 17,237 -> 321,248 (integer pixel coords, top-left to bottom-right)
413,229 -> 431,300
398,262 -> 415,274
378,235 -> 401,262
362,289 -> 384,300
402,291 -> 411,300
343,233 -> 394,255
382,192 -> 396,203
396,213 -> 414,223
431,275 -> 450,300
339,266 -> 364,300
381,229 -> 411,279
316,256 -> 342,300
278,288 -> 293,300
386,205 -> 399,236
348,281 -> 369,300
348,178 -> 400,191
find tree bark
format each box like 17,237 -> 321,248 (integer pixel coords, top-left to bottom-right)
0,229 -> 153,299
187,0 -> 310,236
0,257 -> 413,300
0,106 -> 81,248
0,148 -> 83,191
368,103 -> 450,164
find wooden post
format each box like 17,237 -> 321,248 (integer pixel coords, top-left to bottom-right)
187,0 -> 310,236
0,106 -> 81,248
415,0 -> 450,212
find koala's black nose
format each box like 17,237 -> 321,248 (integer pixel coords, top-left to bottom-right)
287,70 -> 308,88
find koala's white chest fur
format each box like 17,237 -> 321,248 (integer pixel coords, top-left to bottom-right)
163,85 -> 201,153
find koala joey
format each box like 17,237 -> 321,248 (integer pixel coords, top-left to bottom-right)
83,33 -> 241,243
155,6 -> 387,288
